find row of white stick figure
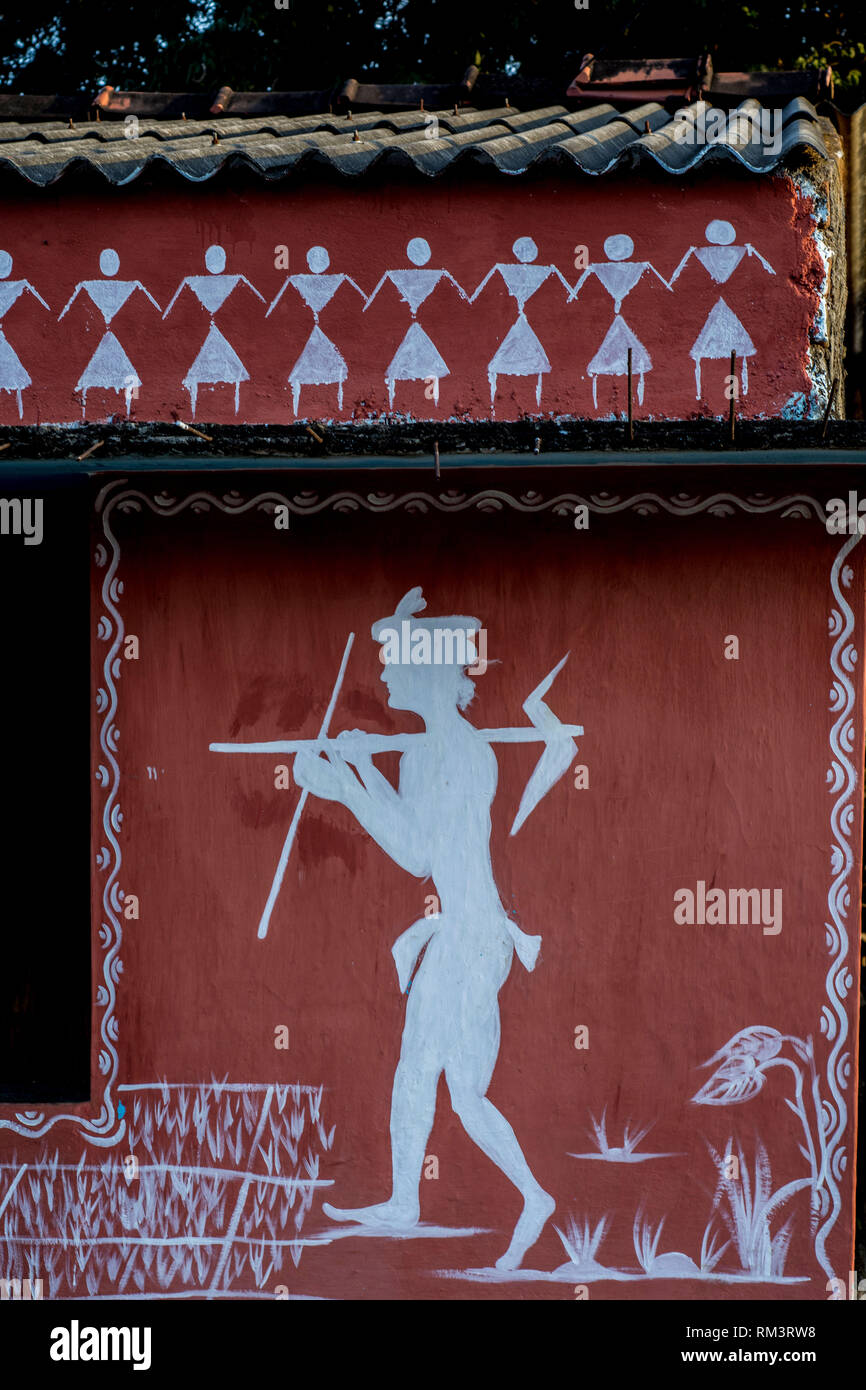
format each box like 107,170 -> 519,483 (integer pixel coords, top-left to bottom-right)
0,221 -> 774,419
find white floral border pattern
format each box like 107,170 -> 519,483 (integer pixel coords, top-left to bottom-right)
2,479 -> 857,1281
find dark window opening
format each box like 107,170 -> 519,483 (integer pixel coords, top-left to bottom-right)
0,472 -> 90,1104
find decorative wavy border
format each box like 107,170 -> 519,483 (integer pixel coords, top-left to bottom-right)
816,530 -> 861,1278
2,479 -> 857,1284
249,488 -> 827,520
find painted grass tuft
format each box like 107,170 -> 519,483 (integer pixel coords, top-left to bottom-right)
0,1081 -> 332,1297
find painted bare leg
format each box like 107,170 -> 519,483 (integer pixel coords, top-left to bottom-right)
451,1091 -> 554,1270
323,1057 -> 438,1227
495,1187 -> 556,1270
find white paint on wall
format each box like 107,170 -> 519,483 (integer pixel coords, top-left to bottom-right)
58,249 -> 160,416
162,245 -> 265,416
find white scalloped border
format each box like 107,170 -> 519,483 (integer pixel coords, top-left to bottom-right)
816,530 -> 861,1277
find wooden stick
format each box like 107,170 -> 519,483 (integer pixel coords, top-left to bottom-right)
434,440 -> 440,478
175,420 -> 213,442
77,440 -> 105,462
627,347 -> 633,442
820,379 -> 837,439
306,425 -> 324,443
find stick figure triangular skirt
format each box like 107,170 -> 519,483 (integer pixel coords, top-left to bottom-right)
588,315 -> 652,406
0,328 -> 31,416
184,323 -> 248,415
76,331 -> 141,415
690,297 -> 757,398
289,324 -> 349,414
489,313 -> 551,406
385,321 -> 449,407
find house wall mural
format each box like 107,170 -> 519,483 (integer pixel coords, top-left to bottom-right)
0,176 -> 835,426
0,472 -> 860,1300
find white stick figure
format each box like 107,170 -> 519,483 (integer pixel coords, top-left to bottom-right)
364,238 -> 467,409
570,235 -> 672,407
58,249 -> 160,416
266,246 -> 365,416
470,237 -> 572,409
162,245 -> 265,416
0,251 -> 50,419
669,219 -> 775,398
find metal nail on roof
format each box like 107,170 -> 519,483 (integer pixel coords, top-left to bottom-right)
0,99 -> 831,187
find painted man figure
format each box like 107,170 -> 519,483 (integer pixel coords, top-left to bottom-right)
291,588 -> 555,1270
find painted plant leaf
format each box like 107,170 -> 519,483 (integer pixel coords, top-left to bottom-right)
692,1063 -> 766,1105
700,1026 -> 784,1070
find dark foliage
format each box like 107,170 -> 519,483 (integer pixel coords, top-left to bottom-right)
0,2 -> 863,109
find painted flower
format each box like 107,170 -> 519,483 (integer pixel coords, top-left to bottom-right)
691,1026 -> 784,1106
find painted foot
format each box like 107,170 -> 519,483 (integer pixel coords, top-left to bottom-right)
495,1189 -> 555,1271
322,1199 -> 420,1228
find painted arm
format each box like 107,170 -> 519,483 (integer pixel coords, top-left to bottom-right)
57,284 -> 84,320
293,741 -> 425,875
668,248 -> 696,285
238,275 -> 267,304
265,278 -> 291,318
161,278 -> 190,319
468,265 -> 498,303
646,263 -> 674,291
442,270 -> 468,301
342,764 -> 427,876
338,732 -> 418,829
745,244 -> 776,275
24,284 -> 51,312
341,276 -> 367,300
362,272 -> 390,311
566,267 -> 593,303
134,282 -> 163,313
549,265 -> 576,296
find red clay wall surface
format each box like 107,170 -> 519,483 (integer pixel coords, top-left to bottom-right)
0,175 -> 825,425
0,472 -> 860,1301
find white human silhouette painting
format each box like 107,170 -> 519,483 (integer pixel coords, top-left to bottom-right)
669,219 -> 775,398
265,246 -> 365,415
470,237 -> 573,408
162,245 -> 265,415
58,249 -> 160,416
570,235 -> 672,406
209,588 -> 585,1270
0,251 -> 50,418
364,238 -> 467,408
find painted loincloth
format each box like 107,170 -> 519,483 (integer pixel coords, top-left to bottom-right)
391,913 -> 541,993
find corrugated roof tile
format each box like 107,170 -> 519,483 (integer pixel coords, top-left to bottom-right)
0,100 -> 830,186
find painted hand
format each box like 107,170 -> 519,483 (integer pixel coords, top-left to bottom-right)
293,748 -> 352,801
335,728 -> 374,772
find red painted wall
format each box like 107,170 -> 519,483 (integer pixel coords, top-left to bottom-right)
3,474 -> 860,1301
0,176 -> 824,425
